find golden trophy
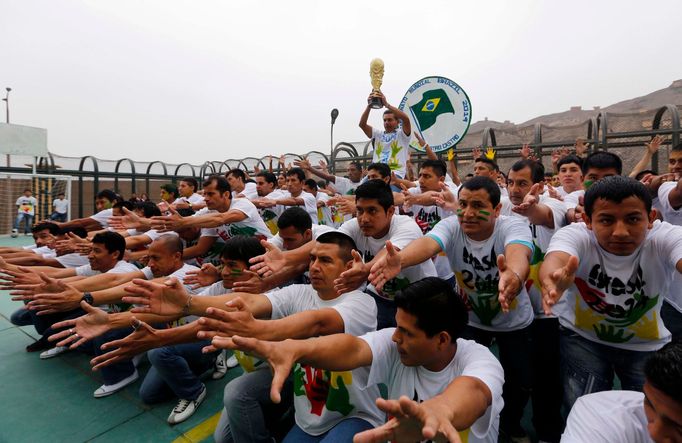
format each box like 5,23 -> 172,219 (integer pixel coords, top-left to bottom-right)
368,58 -> 384,109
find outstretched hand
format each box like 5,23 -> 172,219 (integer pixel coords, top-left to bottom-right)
368,241 -> 401,291
122,277 -> 189,316
50,301 -> 110,349
497,255 -> 523,313
541,255 -> 579,315
334,249 -> 368,295
249,240 -> 286,278
91,318 -> 161,370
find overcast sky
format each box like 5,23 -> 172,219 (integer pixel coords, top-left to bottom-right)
2,0 -> 680,165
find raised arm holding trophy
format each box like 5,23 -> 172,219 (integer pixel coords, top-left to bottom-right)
359,58 -> 413,180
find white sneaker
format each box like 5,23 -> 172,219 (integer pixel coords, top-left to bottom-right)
10,229 -> 18,238
167,384 -> 207,425
212,350 -> 228,380
40,346 -> 69,359
93,369 -> 139,398
226,354 -> 239,368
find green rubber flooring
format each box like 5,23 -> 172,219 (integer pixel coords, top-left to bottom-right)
0,235 -> 242,443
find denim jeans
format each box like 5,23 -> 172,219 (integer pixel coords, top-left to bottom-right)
14,213 -> 34,233
462,325 -> 533,436
50,212 -> 67,222
79,327 -> 136,386
214,366 -> 294,443
530,318 -> 564,442
282,418 -> 374,443
139,340 -> 216,403
10,307 -> 33,326
365,290 -> 396,330
559,326 -> 651,413
661,300 -> 682,342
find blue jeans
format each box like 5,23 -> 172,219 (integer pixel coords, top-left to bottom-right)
50,212 -> 67,222
79,327 -> 136,386
214,366 -> 294,443
139,341 -> 216,403
559,326 -> 651,413
530,318 -> 564,442
14,213 -> 33,233
283,418 -> 374,443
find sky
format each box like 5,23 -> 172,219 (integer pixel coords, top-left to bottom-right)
1,0 -> 681,165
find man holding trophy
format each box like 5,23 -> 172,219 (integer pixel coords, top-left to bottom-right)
359,58 -> 413,181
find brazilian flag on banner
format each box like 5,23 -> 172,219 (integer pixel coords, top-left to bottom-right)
409,89 -> 455,131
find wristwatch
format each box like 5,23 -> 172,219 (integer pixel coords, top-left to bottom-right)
82,292 -> 94,305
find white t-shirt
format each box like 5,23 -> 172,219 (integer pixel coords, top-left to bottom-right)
555,186 -> 569,197
656,181 -> 682,226
339,215 -> 437,300
265,285 -> 383,435
75,259 -> 139,277
405,186 -> 454,280
360,329 -> 504,443
211,198 -> 273,242
562,391 -> 651,443
427,216 -> 535,331
258,189 -> 287,235
55,252 -> 90,268
173,193 -> 204,206
315,192 -> 335,227
269,224 -> 335,251
232,182 -> 258,200
333,176 -> 361,196
52,198 -> 69,214
563,190 -> 585,210
282,190 -> 319,226
90,208 -> 114,228
547,222 -> 682,351
371,127 -> 412,179
140,263 -> 201,326
16,196 -> 38,216
510,195 -> 568,317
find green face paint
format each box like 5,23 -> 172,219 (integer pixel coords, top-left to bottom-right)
456,209 -> 464,217
584,180 -> 594,189
229,268 -> 243,276
478,210 -> 491,216
477,210 -> 490,221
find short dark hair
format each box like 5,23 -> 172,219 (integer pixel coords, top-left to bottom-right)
582,151 -> 623,176
367,162 -> 391,179
113,201 -> 135,212
316,180 -> 327,189
277,207 -> 312,234
634,169 -> 655,181
474,157 -> 499,172
348,161 -> 362,170
96,189 -> 118,203
584,176 -> 651,217
154,234 -> 184,255
221,235 -> 266,262
203,174 -> 231,194
256,171 -> 277,187
355,179 -> 394,211
32,222 -> 60,236
91,231 -> 126,261
176,207 -> 196,217
227,168 -> 246,182
304,179 -> 318,191
60,226 -> 87,238
459,176 -> 501,207
421,159 -> 447,177
557,154 -> 583,171
160,184 -> 179,198
286,167 -> 306,182
644,341 -> 682,404
509,159 -> 545,184
394,277 -> 468,340
136,201 -> 162,218
316,231 -> 357,263
179,177 -> 198,191
57,192 -> 65,196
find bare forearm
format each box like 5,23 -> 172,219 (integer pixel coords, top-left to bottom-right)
525,204 -> 554,228
504,244 -> 531,280
434,376 -> 492,431
539,251 -> 569,283
399,237 -> 442,268
108,311 -> 180,330
628,150 -> 653,179
255,309 -> 343,341
291,334 -> 373,370
71,271 -> 143,292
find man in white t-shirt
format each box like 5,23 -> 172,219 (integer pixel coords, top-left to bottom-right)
295,158 -> 364,197
369,175 -> 534,440
258,168 -> 318,225
119,232 -> 382,441
541,176 -> 682,413
224,277 -> 504,443
360,91 -> 413,179
507,159 -> 568,442
555,155 -> 584,198
303,179 -> 334,227
13,188 -> 38,235
562,342 -> 682,443
227,168 -> 258,200
474,157 -> 509,198
171,177 -> 205,211
564,151 -> 622,223
149,174 -> 272,241
252,171 -> 287,234
50,192 -> 69,222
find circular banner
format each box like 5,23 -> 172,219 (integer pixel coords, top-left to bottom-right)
398,76 -> 472,152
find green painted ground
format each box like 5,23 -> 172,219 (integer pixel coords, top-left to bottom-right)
0,235 -> 241,443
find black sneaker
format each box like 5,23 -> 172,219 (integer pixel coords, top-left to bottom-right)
26,337 -> 51,353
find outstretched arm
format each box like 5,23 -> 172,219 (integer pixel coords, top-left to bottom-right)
359,100 -> 373,139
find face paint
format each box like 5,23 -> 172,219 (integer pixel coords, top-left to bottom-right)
477,210 -> 490,221
584,180 -> 594,189
456,209 -> 464,217
230,268 -> 243,276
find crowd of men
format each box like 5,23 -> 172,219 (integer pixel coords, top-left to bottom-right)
2,93 -> 682,443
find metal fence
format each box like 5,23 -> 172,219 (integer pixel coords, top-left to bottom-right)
0,105 -> 679,218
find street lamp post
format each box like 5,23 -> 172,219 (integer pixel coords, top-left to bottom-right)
2,87 -> 10,123
330,108 -> 339,173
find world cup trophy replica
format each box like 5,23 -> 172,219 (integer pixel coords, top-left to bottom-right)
368,58 -> 385,109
